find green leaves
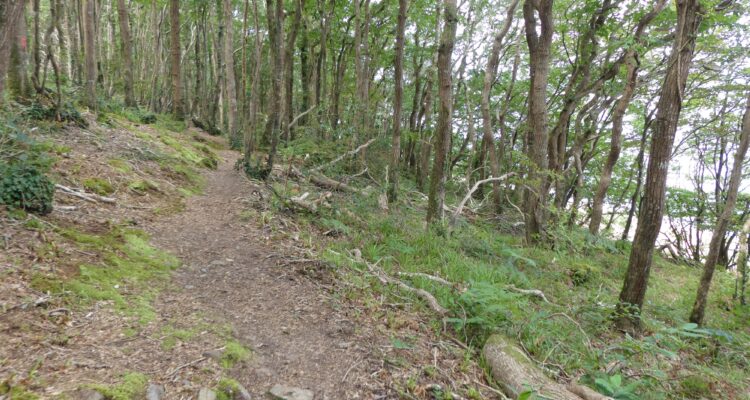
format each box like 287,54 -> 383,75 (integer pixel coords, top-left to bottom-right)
594,374 -> 640,400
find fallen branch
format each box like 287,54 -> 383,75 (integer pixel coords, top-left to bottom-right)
354,254 -> 448,316
507,285 -> 552,304
168,357 -> 207,378
55,184 -> 116,204
398,272 -> 453,286
289,106 -> 316,129
310,138 -> 376,173
450,173 -> 515,227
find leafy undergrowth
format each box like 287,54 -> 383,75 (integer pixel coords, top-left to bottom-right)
0,104 -> 230,397
251,137 -> 750,400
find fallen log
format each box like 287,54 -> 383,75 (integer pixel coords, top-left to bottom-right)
450,173 -> 515,227
482,334 -> 611,400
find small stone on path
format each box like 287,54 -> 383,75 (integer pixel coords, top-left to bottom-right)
198,388 -> 217,400
269,384 -> 314,400
146,383 -> 165,400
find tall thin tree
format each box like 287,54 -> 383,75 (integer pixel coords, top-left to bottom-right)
615,0 -> 704,333
169,0 -> 183,119
387,0 -> 408,203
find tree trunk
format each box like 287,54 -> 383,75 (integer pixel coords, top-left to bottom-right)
522,0 -> 554,244
387,0 -> 407,203
425,0 -> 458,225
264,0 -> 284,173
616,0 -> 703,333
116,0 -> 135,107
244,0 -> 263,165
169,0 -> 183,119
0,1 -> 26,105
223,0 -> 238,140
690,92 -> 750,325
283,0 -> 303,143
83,0 -> 97,109
479,0 -> 518,214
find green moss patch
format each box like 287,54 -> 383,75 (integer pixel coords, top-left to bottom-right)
89,372 -> 148,400
83,177 -> 115,196
31,226 -> 180,324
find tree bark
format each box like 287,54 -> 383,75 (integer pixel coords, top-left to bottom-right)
223,0 -> 238,140
264,0 -> 284,173
116,0 -> 135,107
522,0 -> 554,244
426,0 -> 458,225
83,0 -> 97,109
479,0 -> 518,214
169,0 -> 183,119
616,0 -> 703,333
0,1 -> 25,105
387,0 -> 407,203
690,92 -> 750,325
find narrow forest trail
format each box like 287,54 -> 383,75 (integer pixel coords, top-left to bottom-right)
148,149 -> 381,399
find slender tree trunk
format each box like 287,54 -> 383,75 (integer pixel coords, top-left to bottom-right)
283,0 -> 303,143
426,0 -> 458,225
522,0 -> 554,244
690,92 -> 750,325
83,0 -> 97,109
169,0 -> 183,119
264,0 -> 284,173
223,0 -> 238,140
479,0 -> 518,214
244,0 -> 263,165
387,0 -> 407,203
116,0 -> 135,107
616,0 -> 703,333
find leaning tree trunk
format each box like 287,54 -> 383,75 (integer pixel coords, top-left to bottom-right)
616,0 -> 703,333
735,217 -> 750,305
387,0 -> 407,203
169,0 -> 183,119
690,92 -> 750,325
116,0 -> 135,107
82,0 -> 97,109
522,0 -> 554,244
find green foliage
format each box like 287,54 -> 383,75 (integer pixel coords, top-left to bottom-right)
139,113 -> 157,124
594,374 -> 639,400
24,101 -> 88,128
0,160 -> 55,215
678,375 -> 712,398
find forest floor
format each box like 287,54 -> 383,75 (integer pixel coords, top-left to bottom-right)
0,113 -> 492,399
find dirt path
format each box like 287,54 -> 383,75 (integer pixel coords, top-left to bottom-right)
149,150 -> 381,399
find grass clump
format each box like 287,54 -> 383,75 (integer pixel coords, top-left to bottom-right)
220,340 -> 251,368
89,372 -> 148,400
128,179 -> 159,195
82,177 -> 115,195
